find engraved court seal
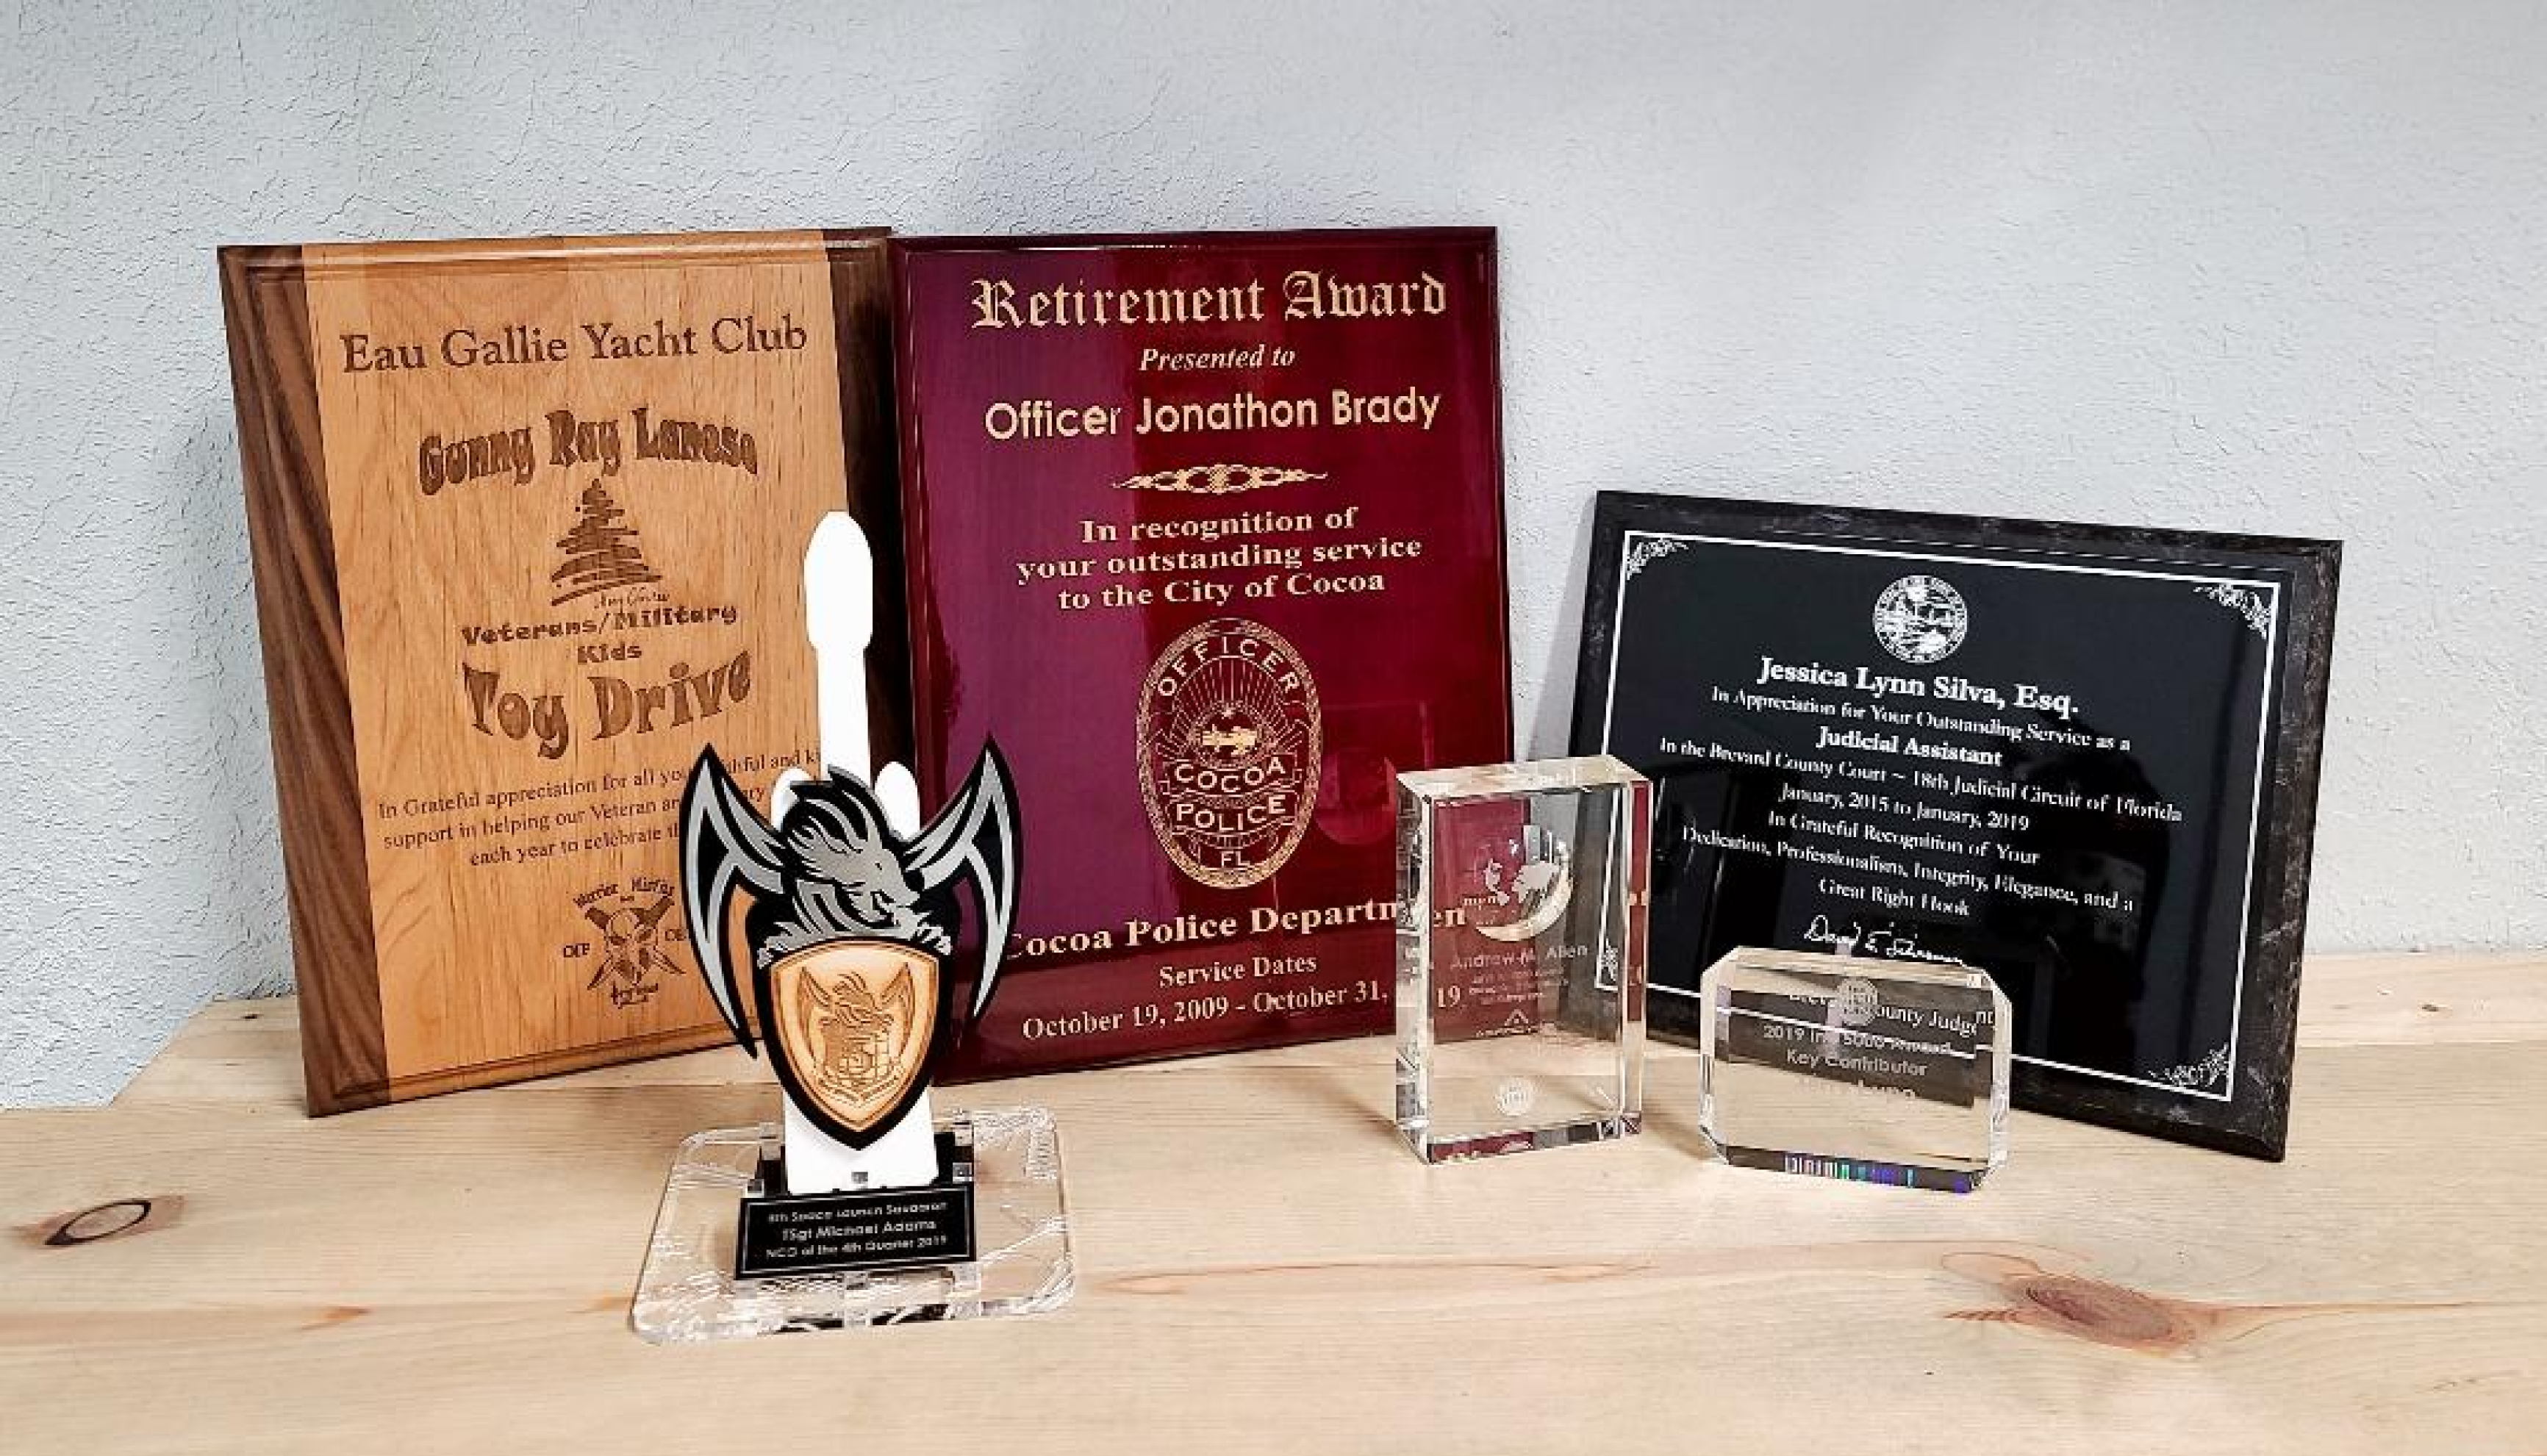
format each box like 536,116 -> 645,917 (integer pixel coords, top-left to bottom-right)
1834,975 -> 1882,1030
1138,617 -> 1322,889
1872,574 -> 1969,664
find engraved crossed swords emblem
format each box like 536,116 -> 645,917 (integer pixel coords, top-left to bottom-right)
581,893 -> 681,992
678,742 -> 1021,1150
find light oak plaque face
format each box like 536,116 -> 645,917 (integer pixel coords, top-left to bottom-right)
221,231 -> 905,1113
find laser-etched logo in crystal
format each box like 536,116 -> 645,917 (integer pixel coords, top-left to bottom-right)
1834,975 -> 1882,1029
1872,574 -> 1968,664
1137,617 -> 1322,889
1461,824 -> 1575,943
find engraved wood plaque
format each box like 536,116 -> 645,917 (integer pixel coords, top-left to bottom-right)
220,231 -> 906,1113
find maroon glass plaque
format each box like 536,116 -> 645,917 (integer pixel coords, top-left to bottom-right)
892,229 -> 1513,1078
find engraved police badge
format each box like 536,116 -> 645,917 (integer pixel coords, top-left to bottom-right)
678,741 -> 1020,1150
1136,617 -> 1322,889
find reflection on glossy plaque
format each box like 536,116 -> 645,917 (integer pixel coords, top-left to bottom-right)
892,230 -> 1513,1080
1571,495 -> 2339,1158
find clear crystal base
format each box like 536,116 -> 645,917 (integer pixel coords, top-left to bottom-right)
631,1107 -> 1074,1341
1697,949 -> 2011,1193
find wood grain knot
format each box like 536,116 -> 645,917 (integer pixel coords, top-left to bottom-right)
34,1196 -> 182,1248
2015,1275 -> 2194,1347
1941,1255 -> 2219,1352
304,1304 -> 370,1330
1941,1250 -> 2466,1356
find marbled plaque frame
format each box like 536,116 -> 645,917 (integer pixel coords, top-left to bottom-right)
1570,494 -> 2338,1158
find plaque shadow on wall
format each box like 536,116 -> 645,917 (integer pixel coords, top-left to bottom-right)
1520,494 -> 1615,758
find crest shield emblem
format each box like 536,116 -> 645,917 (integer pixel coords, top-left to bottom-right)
767,942 -> 941,1136
678,741 -> 1020,1150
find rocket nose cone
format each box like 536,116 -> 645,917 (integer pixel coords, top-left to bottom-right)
804,511 -> 874,652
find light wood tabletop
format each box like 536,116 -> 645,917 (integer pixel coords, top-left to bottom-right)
5,950 -> 2543,1454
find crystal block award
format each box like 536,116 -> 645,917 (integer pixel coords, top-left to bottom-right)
1395,757 -> 1649,1162
1697,947 -> 2012,1193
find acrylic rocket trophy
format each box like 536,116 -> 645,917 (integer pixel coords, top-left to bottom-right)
631,514 -> 1076,1342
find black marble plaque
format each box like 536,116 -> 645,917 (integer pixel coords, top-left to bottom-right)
1570,495 -> 2339,1158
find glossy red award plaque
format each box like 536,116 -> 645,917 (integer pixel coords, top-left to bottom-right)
892,229 -> 1513,1078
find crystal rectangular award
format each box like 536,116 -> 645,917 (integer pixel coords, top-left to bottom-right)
1395,756 -> 1649,1162
1697,947 -> 2011,1192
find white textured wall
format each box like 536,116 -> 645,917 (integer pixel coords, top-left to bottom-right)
4,2 -> 2543,1105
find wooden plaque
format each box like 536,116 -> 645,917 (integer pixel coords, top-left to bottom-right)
220,231 -> 907,1113
892,229 -> 1513,1079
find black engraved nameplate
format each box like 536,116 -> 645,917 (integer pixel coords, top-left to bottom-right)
1571,495 -> 2339,1158
735,1130 -> 978,1279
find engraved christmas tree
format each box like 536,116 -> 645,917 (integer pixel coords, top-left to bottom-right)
551,482 -> 662,606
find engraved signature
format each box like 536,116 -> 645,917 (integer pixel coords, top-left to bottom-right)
1801,914 -> 1962,966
